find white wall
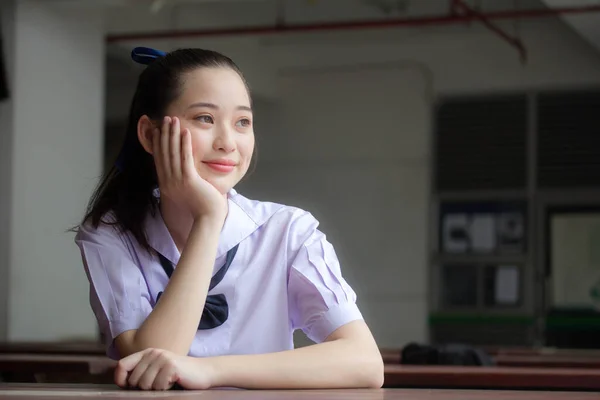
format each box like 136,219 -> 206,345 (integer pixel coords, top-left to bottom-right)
4,0 -> 104,341
0,0 -> 16,341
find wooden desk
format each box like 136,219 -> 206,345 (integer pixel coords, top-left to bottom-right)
0,354 -> 115,383
384,364 -> 600,391
0,384 -> 599,400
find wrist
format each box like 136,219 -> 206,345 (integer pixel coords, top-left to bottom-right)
192,213 -> 226,230
204,356 -> 226,388
191,198 -> 228,224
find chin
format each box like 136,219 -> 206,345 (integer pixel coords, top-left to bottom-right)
205,178 -> 234,195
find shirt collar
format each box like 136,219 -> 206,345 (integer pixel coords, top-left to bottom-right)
144,207 -> 180,265
144,188 -> 281,264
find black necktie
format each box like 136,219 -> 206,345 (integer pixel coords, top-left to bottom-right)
155,245 -> 239,330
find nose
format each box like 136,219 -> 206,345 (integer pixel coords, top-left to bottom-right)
213,124 -> 236,153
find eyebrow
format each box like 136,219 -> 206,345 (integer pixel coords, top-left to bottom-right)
188,102 -> 252,113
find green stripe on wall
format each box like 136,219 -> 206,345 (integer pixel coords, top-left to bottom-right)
429,313 -> 534,325
430,313 -> 600,329
546,316 -> 600,329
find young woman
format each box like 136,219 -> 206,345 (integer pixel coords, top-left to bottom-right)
75,47 -> 383,391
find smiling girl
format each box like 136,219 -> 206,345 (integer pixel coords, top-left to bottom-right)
74,47 -> 383,391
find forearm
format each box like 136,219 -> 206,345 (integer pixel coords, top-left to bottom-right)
208,338 -> 384,389
133,216 -> 222,355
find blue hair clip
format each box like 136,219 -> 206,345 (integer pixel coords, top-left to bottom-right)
131,47 -> 167,65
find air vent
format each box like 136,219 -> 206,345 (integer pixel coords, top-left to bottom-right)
435,95 -> 528,192
537,91 -> 600,188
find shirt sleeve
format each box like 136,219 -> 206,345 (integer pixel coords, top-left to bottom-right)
74,218 -> 153,359
287,212 -> 363,343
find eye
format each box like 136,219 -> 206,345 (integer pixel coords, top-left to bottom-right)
195,115 -> 214,124
236,118 -> 252,128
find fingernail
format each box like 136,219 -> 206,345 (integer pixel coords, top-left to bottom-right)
164,116 -> 169,123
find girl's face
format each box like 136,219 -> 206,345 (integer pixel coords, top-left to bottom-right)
164,67 -> 254,195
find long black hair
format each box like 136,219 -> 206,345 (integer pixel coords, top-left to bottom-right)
79,48 -> 250,253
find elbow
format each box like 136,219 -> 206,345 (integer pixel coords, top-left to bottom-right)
356,350 -> 384,389
368,370 -> 385,389
367,354 -> 385,388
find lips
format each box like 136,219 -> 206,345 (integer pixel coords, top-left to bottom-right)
202,159 -> 237,173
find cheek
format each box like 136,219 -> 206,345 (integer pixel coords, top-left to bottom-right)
189,133 -> 210,160
239,135 -> 255,166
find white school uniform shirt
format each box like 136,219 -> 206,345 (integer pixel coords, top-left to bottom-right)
75,189 -> 363,360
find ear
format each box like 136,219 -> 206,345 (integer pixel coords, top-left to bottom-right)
137,115 -> 156,155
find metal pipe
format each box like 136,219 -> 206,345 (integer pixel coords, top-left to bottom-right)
452,0 -> 527,62
106,3 -> 600,43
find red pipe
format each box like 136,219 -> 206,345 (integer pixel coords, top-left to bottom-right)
452,0 -> 527,62
106,4 -> 600,43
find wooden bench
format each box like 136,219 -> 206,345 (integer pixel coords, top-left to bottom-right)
0,341 -> 104,355
384,364 -> 600,391
494,354 -> 600,369
0,354 -> 115,384
381,347 -> 600,368
484,346 -> 600,358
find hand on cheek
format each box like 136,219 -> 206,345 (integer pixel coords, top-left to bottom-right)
152,116 -> 227,221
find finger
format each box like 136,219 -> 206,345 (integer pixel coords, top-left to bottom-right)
114,350 -> 148,388
161,116 -> 172,180
153,362 -> 178,391
151,128 -> 164,185
128,350 -> 161,389
170,117 -> 182,181
181,128 -> 195,179
138,356 -> 164,391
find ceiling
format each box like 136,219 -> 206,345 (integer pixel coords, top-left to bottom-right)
47,0 -> 557,37
49,0 -> 600,94
540,0 -> 600,52
94,0 -> 600,83
91,0 -> 600,59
